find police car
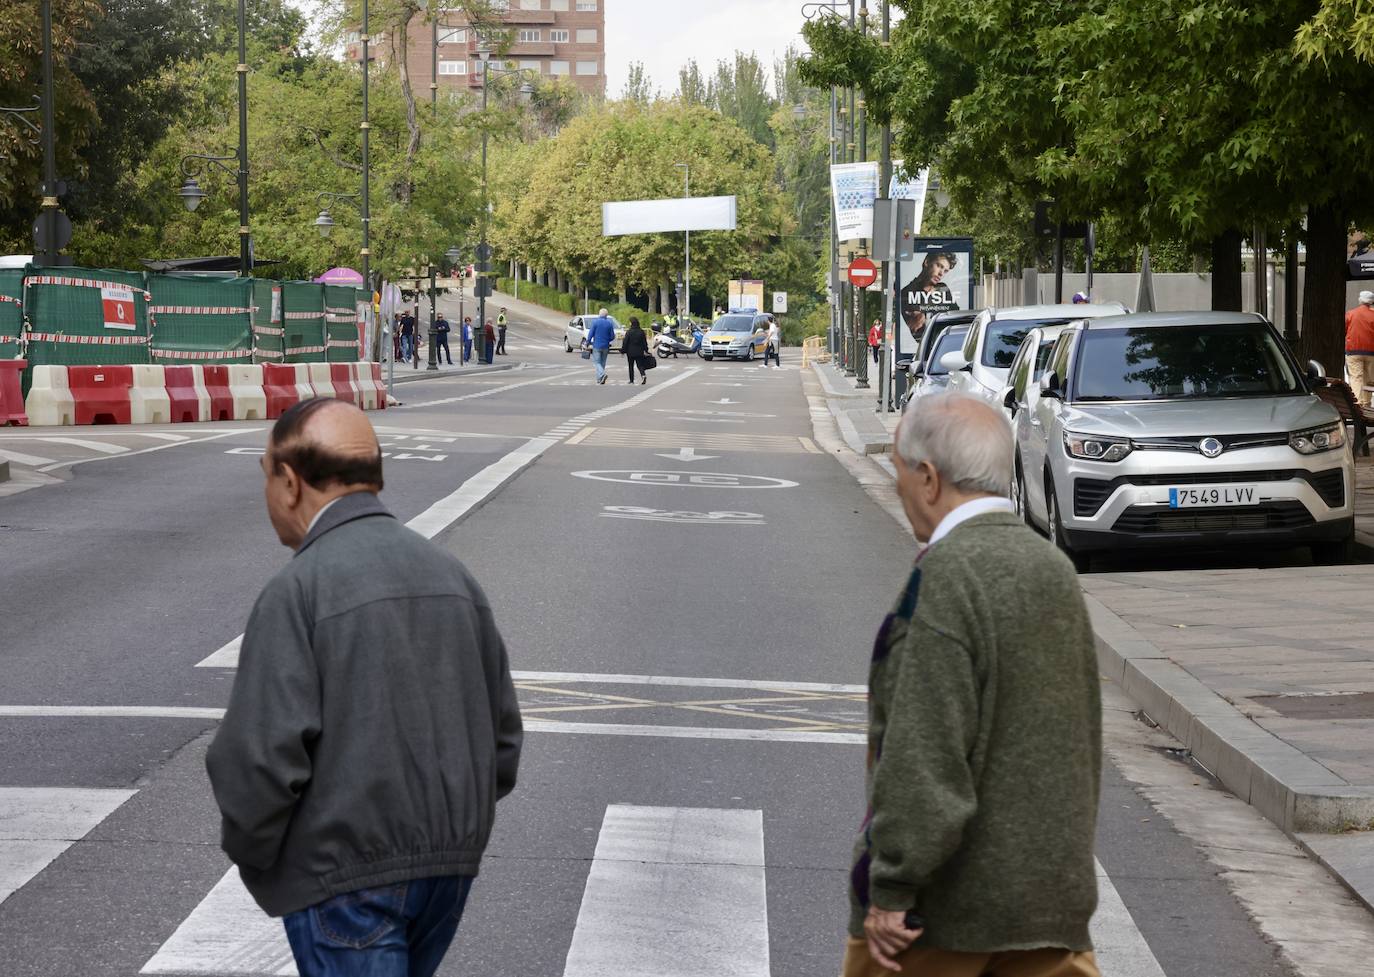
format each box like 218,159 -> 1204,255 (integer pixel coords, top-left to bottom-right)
703,309 -> 771,361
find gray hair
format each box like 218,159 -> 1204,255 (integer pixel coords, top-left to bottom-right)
599,307 -> 609,316
895,392 -> 1013,496
1361,291 -> 1374,307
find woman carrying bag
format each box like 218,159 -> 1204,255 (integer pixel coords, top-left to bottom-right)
621,317 -> 654,385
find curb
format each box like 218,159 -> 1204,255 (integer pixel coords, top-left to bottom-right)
0,459 -> 8,483
381,362 -> 521,386
1087,593 -> 1374,834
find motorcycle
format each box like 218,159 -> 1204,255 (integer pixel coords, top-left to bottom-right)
655,324 -> 703,358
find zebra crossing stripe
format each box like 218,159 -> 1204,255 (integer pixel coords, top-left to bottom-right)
1091,859 -> 1168,977
141,869 -> 294,975
0,787 -> 135,905
561,805 -> 770,977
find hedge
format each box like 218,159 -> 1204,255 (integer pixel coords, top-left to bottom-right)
497,277 -> 651,326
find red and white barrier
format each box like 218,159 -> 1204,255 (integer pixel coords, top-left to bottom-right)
25,366 -> 74,426
68,366 -> 133,425
0,359 -> 28,426
21,362 -> 386,427
130,365 -> 171,424
165,365 -> 210,422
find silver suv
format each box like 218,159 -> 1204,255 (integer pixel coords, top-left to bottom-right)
1009,311 -> 1355,569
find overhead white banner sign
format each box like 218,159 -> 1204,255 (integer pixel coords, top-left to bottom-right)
603,196 -> 738,236
831,161 -> 880,241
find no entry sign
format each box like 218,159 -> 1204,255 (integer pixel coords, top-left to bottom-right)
847,257 -> 878,289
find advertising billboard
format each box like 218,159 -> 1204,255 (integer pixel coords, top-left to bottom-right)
900,237 -> 975,339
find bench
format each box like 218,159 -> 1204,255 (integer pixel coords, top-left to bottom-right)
1314,377 -> 1374,456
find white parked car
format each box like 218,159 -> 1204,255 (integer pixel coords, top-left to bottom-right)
565,314 -> 624,353
1009,311 -> 1355,570
942,303 -> 1128,406
995,322 -> 1074,422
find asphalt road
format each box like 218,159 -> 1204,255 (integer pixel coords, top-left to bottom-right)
0,307 -> 1306,976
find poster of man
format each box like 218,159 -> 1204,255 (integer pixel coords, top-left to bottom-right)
901,238 -> 974,338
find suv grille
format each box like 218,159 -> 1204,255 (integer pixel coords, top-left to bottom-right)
1132,433 -> 1289,452
1112,502 -> 1313,535
1073,468 -> 1346,518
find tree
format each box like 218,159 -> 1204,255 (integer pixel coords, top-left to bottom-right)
0,0 -> 102,253
622,61 -> 656,105
710,53 -> 776,149
676,60 -> 709,106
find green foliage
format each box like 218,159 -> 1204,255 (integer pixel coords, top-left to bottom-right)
496,278 -> 575,314
491,101 -> 792,310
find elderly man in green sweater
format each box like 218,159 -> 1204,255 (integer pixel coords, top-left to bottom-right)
845,392 -> 1101,977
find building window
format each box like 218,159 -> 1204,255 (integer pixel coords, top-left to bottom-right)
550,60 -> 570,75
576,28 -> 597,43
576,0 -> 597,9
438,60 -> 466,75
550,29 -> 569,42
438,27 -> 466,44
517,28 -> 541,42
343,30 -> 360,45
519,0 -> 541,8
550,0 -> 569,8
519,60 -> 541,72
576,60 -> 598,75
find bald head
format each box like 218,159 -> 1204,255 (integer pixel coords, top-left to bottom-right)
896,393 -> 1012,496
270,398 -> 384,492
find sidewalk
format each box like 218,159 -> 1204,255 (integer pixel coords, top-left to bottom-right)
810,359 -> 1374,913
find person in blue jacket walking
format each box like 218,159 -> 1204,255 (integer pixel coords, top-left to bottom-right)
586,308 -> 617,385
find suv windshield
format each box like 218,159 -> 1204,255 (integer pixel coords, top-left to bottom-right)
928,328 -> 969,376
713,315 -> 756,333
1074,322 -> 1303,401
983,318 -> 1073,368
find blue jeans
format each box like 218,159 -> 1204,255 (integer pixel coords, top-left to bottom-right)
400,336 -> 414,361
283,876 -> 473,977
591,347 -> 610,381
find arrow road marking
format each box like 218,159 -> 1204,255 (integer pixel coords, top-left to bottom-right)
710,398 -> 738,405
655,448 -> 720,462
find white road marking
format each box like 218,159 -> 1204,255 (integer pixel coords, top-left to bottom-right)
562,806 -> 769,977
36,436 -> 129,454
512,671 -> 866,694
141,869 -> 295,975
0,787 -> 136,905
0,706 -> 225,719
571,470 -> 799,489
197,636 -> 241,668
655,447 -> 719,462
37,428 -> 264,473
0,447 -> 57,467
397,369 -> 583,408
526,720 -> 863,744
601,506 -> 765,526
1091,859 -> 1168,977
132,432 -> 190,442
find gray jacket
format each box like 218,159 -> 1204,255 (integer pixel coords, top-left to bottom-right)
206,492 -> 522,916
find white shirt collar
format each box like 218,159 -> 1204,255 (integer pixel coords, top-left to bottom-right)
305,497 -> 343,537
926,496 -> 1014,548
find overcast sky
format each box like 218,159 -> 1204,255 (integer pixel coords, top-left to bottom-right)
604,0 -> 813,98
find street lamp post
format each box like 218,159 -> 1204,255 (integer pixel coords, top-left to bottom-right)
174,0 -> 251,277
475,42 -> 538,362
675,163 -> 690,319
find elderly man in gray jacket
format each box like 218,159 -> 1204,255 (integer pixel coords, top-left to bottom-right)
206,398 -> 522,977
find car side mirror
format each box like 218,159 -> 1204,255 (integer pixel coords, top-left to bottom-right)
1003,388 -> 1017,411
939,350 -> 969,373
908,361 -> 925,377
1041,371 -> 1063,400
1307,359 -> 1327,385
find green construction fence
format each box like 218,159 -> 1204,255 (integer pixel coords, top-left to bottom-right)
6,267 -> 366,393
0,270 -> 21,360
148,275 -> 254,365
325,284 -> 361,362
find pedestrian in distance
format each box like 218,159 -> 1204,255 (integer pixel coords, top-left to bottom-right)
586,307 -> 616,385
399,311 -> 416,364
1346,290 -> 1374,406
483,319 -> 496,365
845,392 -> 1101,977
622,316 -> 651,385
206,398 -> 522,977
764,317 -> 782,368
1072,291 -> 1090,305
462,316 -> 474,364
496,308 -> 508,355
868,318 -> 884,365
435,312 -> 453,365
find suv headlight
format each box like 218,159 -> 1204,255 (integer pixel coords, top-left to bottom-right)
1064,431 -> 1132,462
1290,423 -> 1346,454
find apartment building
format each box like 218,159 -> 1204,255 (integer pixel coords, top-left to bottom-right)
345,1 -> 607,98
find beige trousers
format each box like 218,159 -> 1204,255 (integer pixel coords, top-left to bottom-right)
841,937 -> 1101,977
1346,355 -> 1374,406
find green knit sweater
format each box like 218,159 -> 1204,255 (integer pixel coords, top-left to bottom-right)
848,511 -> 1101,952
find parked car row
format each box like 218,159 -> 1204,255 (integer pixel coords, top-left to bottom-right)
904,306 -> 1356,569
